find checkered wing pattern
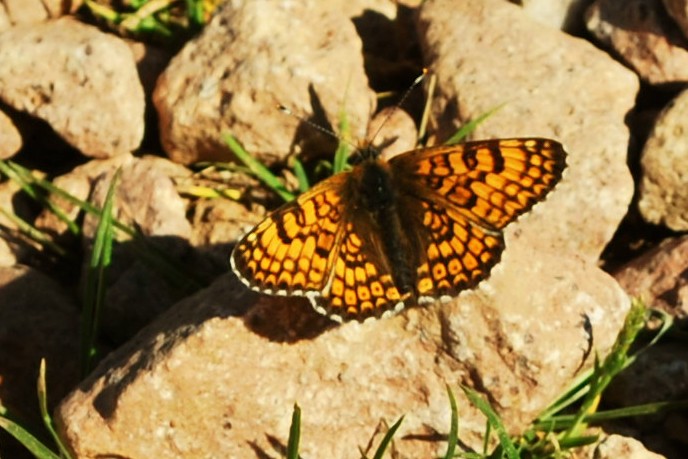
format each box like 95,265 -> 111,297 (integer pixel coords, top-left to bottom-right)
390,138 -> 566,301
231,174 -> 407,321
232,137 -> 566,321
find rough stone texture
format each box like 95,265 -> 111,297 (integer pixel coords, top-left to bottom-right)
418,0 -> 638,262
604,342 -> 688,457
0,17 -> 144,158
0,107 -> 21,158
0,179 -> 32,267
36,154 -> 198,344
366,106 -> 418,159
82,156 -> 197,343
638,89 -> 688,231
1,0 -> 49,27
154,0 -> 376,165
0,265 -> 79,458
190,197 -> 263,271
84,156 -> 192,241
57,259 -> 629,458
53,1 -> 636,457
586,0 -> 688,84
594,434 -> 667,459
0,0 -> 81,31
614,236 -> 688,317
34,154 -> 134,240
607,342 -> 688,407
663,0 -> 688,39
519,0 -> 592,31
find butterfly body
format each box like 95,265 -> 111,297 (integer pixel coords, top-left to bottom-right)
345,157 -> 417,303
231,138 -> 567,322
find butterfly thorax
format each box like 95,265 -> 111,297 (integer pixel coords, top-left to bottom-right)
346,158 -> 416,297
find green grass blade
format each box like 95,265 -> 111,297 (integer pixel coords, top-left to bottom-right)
82,0 -> 121,22
444,385 -> 459,459
563,298 -> 647,439
80,169 -> 118,376
38,359 -> 74,459
443,104 -> 505,146
461,386 -> 518,459
3,160 -> 203,293
0,160 -> 80,235
371,416 -> 404,459
223,133 -> 295,202
291,157 -> 310,193
0,207 -> 67,257
536,399 -> 688,431
286,403 -> 301,459
0,416 -> 61,459
333,141 -> 352,175
623,306 -> 673,368
333,108 -> 353,174
186,0 -> 206,26
536,367 -> 594,422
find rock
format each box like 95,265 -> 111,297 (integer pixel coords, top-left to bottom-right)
0,178 -> 40,267
0,265 -> 79,458
35,154 -> 135,241
0,107 -> 21,158
586,0 -> 688,84
606,343 -> 688,407
190,197 -> 263,270
37,154 -> 199,344
0,17 -> 144,158
638,88 -> 688,231
663,0 -> 688,39
614,235 -> 688,317
56,260 -> 629,457
0,0 -> 81,31
366,106 -> 418,160
53,1 -> 636,456
153,0 -> 375,165
594,434 -> 667,459
417,0 -> 638,261
82,155 -> 198,343
518,0 -> 591,32
84,155 -> 192,241
604,342 -> 688,457
1,0 -> 50,28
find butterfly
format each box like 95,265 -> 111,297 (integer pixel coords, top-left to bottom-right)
231,138 -> 566,322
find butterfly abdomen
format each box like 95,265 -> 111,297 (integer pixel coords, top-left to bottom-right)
350,159 -> 416,297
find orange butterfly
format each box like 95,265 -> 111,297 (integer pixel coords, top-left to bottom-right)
231,138 -> 566,322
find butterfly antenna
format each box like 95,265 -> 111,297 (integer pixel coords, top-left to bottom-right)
278,105 -> 352,142
417,71 -> 436,144
368,69 -> 428,145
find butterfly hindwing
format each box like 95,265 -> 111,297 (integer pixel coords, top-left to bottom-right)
316,217 -> 409,321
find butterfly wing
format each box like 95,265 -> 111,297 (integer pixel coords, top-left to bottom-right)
390,138 -> 566,301
401,198 -> 506,302
316,216 -> 411,322
231,172 -> 409,322
231,174 -> 349,297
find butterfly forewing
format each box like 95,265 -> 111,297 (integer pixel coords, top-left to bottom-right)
390,138 -> 566,230
231,175 -> 349,296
